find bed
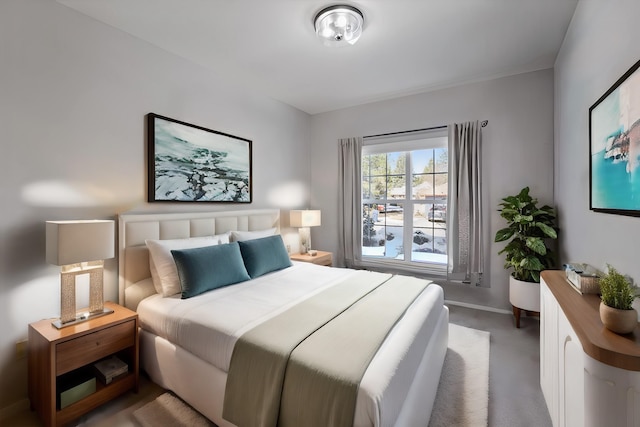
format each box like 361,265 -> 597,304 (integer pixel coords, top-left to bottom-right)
118,209 -> 449,427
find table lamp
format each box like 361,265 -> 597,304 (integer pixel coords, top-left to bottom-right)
289,210 -> 321,254
46,220 -> 115,328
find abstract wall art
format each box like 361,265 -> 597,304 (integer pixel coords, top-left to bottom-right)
590,58 -> 640,216
147,113 -> 252,203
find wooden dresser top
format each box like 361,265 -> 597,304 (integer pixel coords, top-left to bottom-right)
542,270 -> 640,371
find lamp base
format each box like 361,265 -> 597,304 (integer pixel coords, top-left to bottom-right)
299,227 -> 311,254
52,307 -> 114,329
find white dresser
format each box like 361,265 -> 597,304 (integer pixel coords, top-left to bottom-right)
540,270 -> 640,427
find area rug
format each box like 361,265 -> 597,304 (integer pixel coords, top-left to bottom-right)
428,323 -> 490,427
133,392 -> 214,427
133,323 -> 489,427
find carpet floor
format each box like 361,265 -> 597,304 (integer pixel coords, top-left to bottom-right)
428,323 -> 490,426
134,323 -> 490,427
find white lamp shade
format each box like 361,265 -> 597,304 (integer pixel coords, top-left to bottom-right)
46,220 -> 115,266
290,210 -> 321,228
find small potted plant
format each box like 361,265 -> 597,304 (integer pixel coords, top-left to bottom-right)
599,264 -> 638,334
495,187 -> 557,324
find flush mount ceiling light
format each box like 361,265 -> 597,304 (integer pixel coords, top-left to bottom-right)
314,4 -> 364,47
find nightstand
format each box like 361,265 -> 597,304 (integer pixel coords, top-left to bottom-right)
290,250 -> 333,266
28,301 -> 139,427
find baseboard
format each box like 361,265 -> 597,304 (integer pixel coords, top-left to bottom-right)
445,299 -> 513,315
0,398 -> 29,422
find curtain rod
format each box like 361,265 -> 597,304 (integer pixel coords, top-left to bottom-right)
363,120 -> 488,139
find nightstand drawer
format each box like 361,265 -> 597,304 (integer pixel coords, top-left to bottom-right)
56,320 -> 135,375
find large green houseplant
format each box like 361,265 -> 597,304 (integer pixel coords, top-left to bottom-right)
495,187 -> 558,283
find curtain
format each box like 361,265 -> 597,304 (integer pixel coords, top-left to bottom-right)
447,121 -> 483,286
338,137 -> 363,268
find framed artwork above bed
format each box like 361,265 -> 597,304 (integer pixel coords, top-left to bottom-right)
589,57 -> 640,216
147,113 -> 252,203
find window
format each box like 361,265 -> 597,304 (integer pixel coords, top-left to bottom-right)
361,131 -> 448,273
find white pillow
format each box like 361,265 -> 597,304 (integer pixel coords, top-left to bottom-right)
146,233 -> 230,296
230,228 -> 277,242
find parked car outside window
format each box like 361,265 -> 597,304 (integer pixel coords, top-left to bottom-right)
378,204 -> 403,213
428,204 -> 446,222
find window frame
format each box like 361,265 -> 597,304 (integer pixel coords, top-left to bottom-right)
360,129 -> 448,276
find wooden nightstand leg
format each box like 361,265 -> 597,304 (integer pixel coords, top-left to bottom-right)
513,305 -> 521,328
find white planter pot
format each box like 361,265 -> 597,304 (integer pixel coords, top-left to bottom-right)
509,275 -> 541,312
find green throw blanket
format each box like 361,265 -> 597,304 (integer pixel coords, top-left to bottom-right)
223,270 -> 430,427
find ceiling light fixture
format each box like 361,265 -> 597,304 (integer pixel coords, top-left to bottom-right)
314,5 -> 364,47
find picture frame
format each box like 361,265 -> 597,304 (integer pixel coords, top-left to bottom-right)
147,113 -> 252,203
589,57 -> 640,216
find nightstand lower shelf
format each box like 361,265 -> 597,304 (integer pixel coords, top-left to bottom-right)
56,373 -> 136,426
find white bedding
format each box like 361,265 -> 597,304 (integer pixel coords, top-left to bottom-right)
137,262 -> 356,372
137,261 -> 447,426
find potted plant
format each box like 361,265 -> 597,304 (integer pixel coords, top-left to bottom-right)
599,264 -> 638,334
495,187 -> 558,323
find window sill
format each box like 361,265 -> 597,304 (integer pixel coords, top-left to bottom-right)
356,258 -> 447,278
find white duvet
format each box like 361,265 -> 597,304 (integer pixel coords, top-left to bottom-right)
137,262 -> 447,426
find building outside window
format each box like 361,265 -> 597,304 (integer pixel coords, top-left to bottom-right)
361,131 -> 448,273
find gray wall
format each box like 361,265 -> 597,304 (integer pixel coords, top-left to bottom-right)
310,69 -> 555,311
0,0 -> 311,412
554,0 -> 640,283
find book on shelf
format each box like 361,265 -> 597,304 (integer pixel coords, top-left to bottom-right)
93,355 -> 128,384
56,366 -> 96,409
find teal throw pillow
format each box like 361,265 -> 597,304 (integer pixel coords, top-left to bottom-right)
171,242 -> 250,299
238,235 -> 292,278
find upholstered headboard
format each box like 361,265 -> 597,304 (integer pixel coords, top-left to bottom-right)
118,209 -> 280,310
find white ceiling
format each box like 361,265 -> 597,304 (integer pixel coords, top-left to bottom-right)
57,0 -> 578,115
